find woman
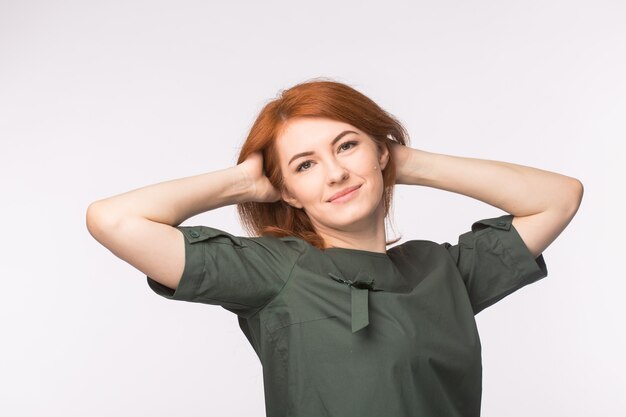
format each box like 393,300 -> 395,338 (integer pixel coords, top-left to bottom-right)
86,79 -> 583,416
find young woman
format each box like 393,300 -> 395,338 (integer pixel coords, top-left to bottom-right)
86,79 -> 583,416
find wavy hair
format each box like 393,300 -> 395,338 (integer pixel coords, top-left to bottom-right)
236,77 -> 410,250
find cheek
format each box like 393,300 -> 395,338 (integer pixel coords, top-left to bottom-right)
289,174 -> 324,202
368,168 -> 386,197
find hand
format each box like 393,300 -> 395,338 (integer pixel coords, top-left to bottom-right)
237,151 -> 282,203
388,140 -> 413,185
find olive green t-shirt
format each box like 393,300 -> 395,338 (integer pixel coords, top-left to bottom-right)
146,214 -> 548,417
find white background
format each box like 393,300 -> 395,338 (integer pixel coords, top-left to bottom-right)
1,0 -> 624,416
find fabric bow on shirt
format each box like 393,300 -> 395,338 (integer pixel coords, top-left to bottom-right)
328,271 -> 384,333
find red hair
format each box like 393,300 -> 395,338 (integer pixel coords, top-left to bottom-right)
236,77 -> 410,250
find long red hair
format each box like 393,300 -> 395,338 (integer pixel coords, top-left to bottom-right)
236,77 -> 410,250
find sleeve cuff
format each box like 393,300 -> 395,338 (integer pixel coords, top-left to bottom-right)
145,226 -> 205,301
470,214 -> 549,313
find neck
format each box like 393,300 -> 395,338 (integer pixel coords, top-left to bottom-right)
316,202 -> 388,253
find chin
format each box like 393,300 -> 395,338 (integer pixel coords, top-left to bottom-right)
326,206 -> 377,226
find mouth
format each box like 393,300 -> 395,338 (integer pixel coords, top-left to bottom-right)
328,185 -> 362,202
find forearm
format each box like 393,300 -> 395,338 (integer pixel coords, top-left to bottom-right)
88,165 -> 252,227
397,148 -> 581,216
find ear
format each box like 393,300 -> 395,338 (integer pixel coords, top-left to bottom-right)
281,187 -> 303,209
378,142 -> 390,170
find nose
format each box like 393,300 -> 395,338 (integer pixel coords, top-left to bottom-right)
326,158 -> 349,184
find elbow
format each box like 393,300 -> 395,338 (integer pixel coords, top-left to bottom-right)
86,202 -> 104,240
570,177 -> 584,209
86,202 -> 121,241
560,177 -> 584,219
86,203 -> 97,235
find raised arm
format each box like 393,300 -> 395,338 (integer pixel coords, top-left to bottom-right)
85,151 -> 279,290
390,143 -> 583,258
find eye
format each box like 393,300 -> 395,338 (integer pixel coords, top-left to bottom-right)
339,141 -> 357,151
296,160 -> 313,173
295,141 -> 358,173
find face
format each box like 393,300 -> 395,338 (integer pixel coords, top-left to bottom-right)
276,117 -> 390,234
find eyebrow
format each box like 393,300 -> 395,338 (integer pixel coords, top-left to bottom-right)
288,130 -> 358,166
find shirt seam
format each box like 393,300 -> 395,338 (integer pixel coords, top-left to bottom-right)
247,245 -> 306,320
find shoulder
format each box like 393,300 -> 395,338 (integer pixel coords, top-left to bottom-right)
180,225 -> 304,247
254,233 -> 311,254
177,225 -> 308,269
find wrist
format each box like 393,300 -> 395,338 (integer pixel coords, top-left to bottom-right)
394,146 -> 431,186
231,163 -> 258,203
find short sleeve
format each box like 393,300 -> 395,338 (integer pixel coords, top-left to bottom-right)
442,214 -> 548,315
146,225 -> 304,318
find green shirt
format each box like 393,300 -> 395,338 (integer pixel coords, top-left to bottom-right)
147,214 -> 548,417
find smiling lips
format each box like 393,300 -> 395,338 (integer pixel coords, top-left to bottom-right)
328,185 -> 361,202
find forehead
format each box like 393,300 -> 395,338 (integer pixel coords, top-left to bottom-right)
276,117 -> 363,151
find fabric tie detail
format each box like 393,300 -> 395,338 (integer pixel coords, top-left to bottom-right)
328,271 -> 384,333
